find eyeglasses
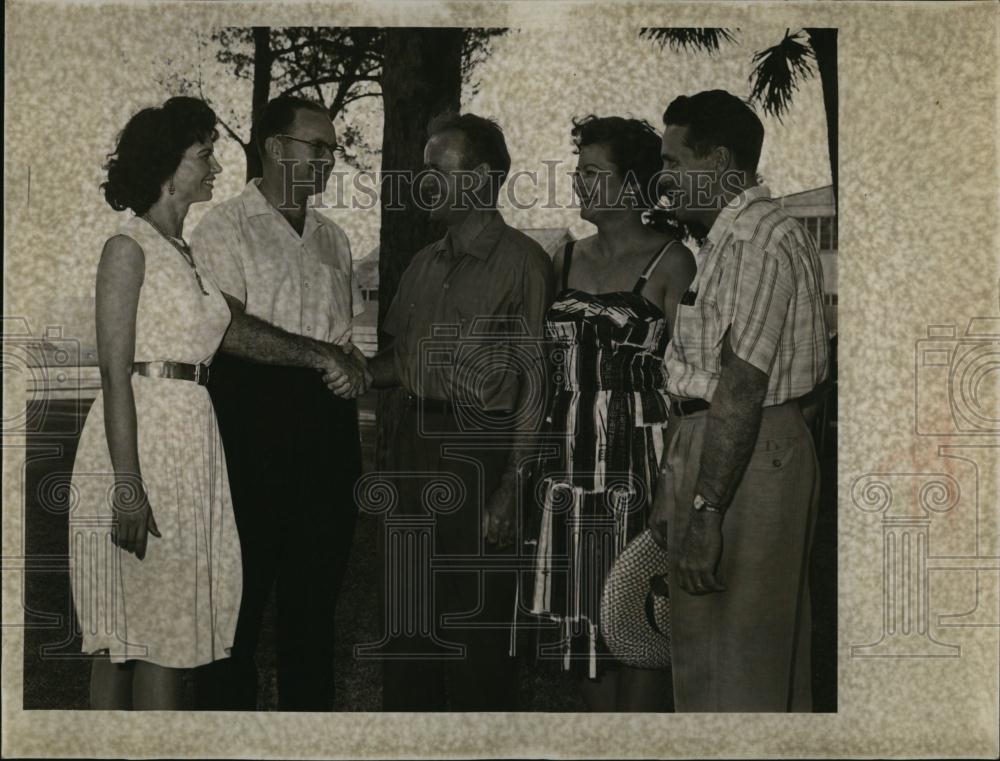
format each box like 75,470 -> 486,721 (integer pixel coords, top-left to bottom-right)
276,134 -> 338,158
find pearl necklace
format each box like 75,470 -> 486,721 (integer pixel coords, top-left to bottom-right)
141,214 -> 210,296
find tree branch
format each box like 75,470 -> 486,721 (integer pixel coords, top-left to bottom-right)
217,116 -> 248,147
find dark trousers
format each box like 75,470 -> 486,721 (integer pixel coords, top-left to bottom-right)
194,353 -> 361,711
378,404 -> 520,711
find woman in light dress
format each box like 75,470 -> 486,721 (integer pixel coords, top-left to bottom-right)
70,97 -> 240,709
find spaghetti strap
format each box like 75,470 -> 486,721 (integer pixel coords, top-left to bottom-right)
562,240 -> 576,292
631,241 -> 672,295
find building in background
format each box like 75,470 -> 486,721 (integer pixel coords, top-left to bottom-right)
775,184 -> 838,331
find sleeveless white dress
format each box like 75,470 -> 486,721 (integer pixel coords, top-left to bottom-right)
69,215 -> 242,668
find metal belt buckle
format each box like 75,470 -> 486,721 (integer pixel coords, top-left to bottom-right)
196,363 -> 210,385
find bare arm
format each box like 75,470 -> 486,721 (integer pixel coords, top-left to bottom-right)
673,329 -> 768,595
95,235 -> 160,559
219,294 -> 367,395
219,293 -> 340,368
696,328 -> 769,507
659,240 -> 697,343
96,236 -> 144,482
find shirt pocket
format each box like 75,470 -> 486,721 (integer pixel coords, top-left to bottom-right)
671,302 -> 703,343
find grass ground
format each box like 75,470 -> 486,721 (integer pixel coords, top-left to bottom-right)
20,392 -> 835,711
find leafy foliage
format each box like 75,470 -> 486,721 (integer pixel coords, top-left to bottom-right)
639,28 -> 738,54
166,27 -> 507,171
748,30 -> 815,120
462,28 -> 508,96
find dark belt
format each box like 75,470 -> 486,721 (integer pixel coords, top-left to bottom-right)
132,361 -> 210,386
670,398 -> 711,417
408,394 -> 455,415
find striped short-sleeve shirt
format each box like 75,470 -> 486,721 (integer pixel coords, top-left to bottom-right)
663,185 -> 830,407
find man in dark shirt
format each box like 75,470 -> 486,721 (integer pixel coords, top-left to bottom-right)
340,112 -> 554,710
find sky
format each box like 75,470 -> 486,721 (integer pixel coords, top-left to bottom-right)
6,7 -> 831,337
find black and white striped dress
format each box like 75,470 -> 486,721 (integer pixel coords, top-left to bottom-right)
529,240 -> 673,677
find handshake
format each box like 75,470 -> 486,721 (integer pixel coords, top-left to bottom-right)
315,342 -> 373,399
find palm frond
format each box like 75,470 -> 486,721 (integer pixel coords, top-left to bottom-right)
748,29 -> 815,120
640,28 -> 738,54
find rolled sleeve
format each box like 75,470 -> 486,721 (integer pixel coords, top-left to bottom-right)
716,240 -> 793,376
190,211 -> 247,305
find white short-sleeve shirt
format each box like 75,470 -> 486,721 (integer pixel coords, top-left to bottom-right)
190,179 -> 363,346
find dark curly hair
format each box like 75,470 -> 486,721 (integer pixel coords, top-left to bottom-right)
101,96 -> 219,215
572,114 -> 696,239
571,115 -> 665,210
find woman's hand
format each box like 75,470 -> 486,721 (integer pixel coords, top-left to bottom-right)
111,477 -> 161,560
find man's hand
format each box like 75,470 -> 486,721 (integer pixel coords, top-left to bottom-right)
318,344 -> 369,398
482,474 -> 517,549
111,479 -> 160,561
674,509 -> 726,595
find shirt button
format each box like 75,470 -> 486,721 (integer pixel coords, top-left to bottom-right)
443,283 -> 449,289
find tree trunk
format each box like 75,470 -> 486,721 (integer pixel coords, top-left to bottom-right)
805,28 -> 837,217
375,28 -> 463,468
241,141 -> 261,184
246,26 -> 274,181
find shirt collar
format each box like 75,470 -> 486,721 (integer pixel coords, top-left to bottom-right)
705,184 -> 772,246
240,179 -> 274,218
434,211 -> 506,261
240,178 -> 323,240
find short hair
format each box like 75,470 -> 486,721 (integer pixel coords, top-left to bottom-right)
571,114 -> 663,208
101,96 -> 218,216
426,112 -> 511,201
255,96 -> 330,158
662,90 -> 764,175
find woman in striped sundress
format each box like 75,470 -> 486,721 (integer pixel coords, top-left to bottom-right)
529,115 -> 696,711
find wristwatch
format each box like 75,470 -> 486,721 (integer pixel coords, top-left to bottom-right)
693,494 -> 724,514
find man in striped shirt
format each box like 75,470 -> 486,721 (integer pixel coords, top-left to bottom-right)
649,90 -> 830,711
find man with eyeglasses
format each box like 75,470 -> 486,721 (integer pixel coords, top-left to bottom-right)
190,95 -> 368,711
